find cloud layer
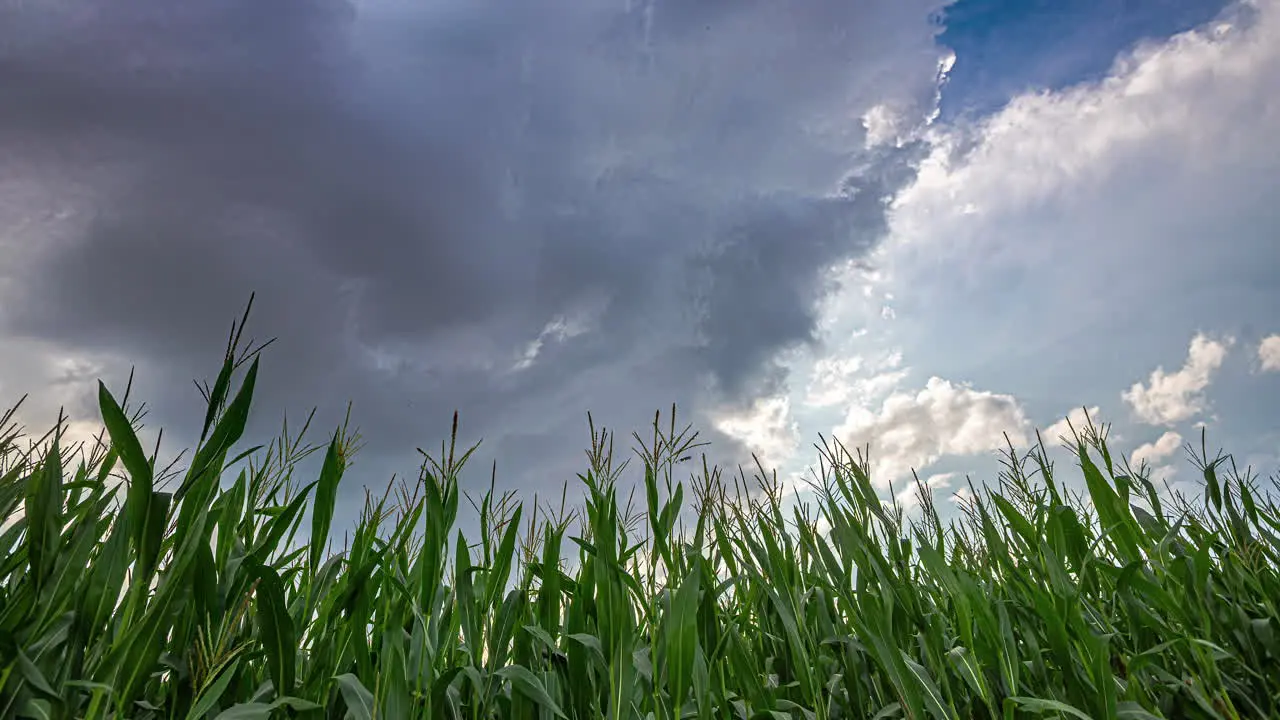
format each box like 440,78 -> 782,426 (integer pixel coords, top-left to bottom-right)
4,0 -> 1276,519
779,0 -> 1280,500
0,0 -> 956,501
854,0 -> 1280,378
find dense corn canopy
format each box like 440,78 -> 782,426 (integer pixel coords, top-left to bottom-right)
1,304 -> 1278,719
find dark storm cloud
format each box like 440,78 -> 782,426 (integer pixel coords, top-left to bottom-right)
0,0 -> 950,498
694,142 -> 929,402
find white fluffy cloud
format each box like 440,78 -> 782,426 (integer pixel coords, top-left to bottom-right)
1130,430 -> 1183,467
1122,333 -> 1232,426
819,0 -> 1279,465
833,377 -> 1030,487
1041,406 -> 1102,447
1259,334 -> 1280,371
712,395 -> 801,471
894,471 -> 958,512
888,0 -> 1280,254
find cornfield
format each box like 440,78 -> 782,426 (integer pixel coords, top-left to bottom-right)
2,306 -> 1278,720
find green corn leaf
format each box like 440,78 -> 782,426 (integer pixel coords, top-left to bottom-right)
1007,696 -> 1094,720
24,439 -> 62,593
251,561 -> 297,698
185,658 -> 242,720
334,673 -> 375,720
309,435 -> 345,574
497,664 -> 567,719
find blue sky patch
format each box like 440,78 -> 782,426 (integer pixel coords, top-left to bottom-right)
939,0 -> 1231,119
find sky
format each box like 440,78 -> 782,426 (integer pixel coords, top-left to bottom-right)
1,0 -> 1277,531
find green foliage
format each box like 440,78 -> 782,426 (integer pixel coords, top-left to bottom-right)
1,303 -> 1278,719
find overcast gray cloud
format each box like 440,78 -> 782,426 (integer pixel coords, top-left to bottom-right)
0,0 -> 953,504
